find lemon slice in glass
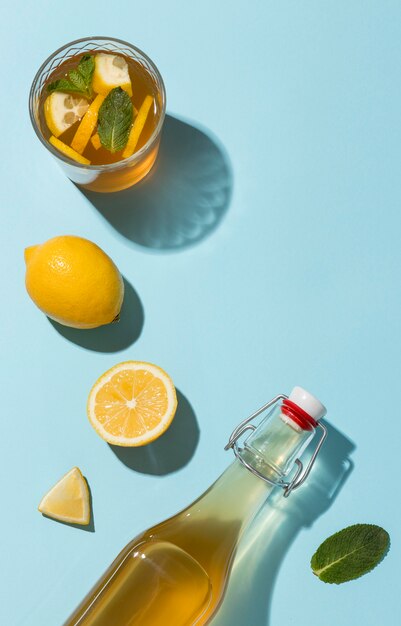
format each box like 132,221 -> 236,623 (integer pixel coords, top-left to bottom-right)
44,92 -> 89,138
38,467 -> 91,525
92,53 -> 133,97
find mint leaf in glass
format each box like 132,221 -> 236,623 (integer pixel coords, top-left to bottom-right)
76,54 -> 95,86
311,524 -> 390,584
97,87 -> 133,153
48,54 -> 95,99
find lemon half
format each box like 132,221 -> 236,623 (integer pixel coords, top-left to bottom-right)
87,361 -> 177,446
44,92 -> 89,138
92,53 -> 133,97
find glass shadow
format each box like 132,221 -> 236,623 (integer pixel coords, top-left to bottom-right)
81,115 -> 233,251
211,421 -> 355,626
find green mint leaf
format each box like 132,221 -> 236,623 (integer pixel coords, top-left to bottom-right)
97,87 -> 133,153
47,78 -> 86,95
77,54 -> 95,86
69,69 -> 87,93
47,54 -> 94,98
311,524 -> 390,584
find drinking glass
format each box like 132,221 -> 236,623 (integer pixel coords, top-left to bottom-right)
29,36 -> 166,193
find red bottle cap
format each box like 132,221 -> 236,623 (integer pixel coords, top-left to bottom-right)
282,387 -> 326,431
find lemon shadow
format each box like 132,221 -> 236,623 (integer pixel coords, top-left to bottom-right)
48,277 -> 144,353
108,390 -> 200,475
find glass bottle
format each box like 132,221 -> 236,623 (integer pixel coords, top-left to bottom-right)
64,387 -> 327,626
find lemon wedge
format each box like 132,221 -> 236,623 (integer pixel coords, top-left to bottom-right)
123,95 -> 153,158
92,53 -> 133,97
44,92 -> 89,138
38,467 -> 90,525
71,94 -> 105,155
90,132 -> 102,150
87,361 -> 177,446
48,136 -> 91,165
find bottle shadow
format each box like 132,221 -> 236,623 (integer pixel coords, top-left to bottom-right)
211,421 -> 355,626
80,115 -> 233,251
41,478 -> 95,533
48,277 -> 144,353
109,390 -> 200,475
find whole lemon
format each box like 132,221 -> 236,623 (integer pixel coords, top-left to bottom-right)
25,235 -> 124,329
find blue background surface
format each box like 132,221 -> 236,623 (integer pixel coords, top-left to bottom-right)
1,2 -> 400,624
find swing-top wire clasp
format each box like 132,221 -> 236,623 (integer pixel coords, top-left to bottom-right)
224,394 -> 327,497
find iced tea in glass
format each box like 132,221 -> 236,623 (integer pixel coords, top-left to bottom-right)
29,37 -> 166,192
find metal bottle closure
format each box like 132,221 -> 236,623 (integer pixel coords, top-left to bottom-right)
225,394 -> 328,498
